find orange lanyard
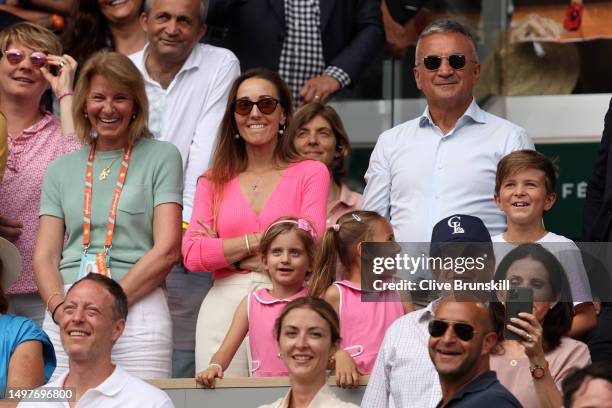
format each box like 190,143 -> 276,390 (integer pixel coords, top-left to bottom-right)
83,143 -> 133,253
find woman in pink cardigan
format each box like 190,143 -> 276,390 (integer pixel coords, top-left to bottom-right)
182,68 -> 329,377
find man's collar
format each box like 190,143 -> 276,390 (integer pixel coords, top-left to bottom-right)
54,369 -> 70,388
92,365 -> 126,396
62,365 -> 127,398
418,99 -> 485,128
445,370 -> 498,402
418,298 -> 440,323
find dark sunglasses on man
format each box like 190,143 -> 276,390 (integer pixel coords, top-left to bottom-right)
428,319 -> 478,341
421,54 -> 475,71
233,97 -> 280,116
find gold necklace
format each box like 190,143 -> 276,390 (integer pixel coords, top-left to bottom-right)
247,168 -> 281,192
95,154 -> 121,181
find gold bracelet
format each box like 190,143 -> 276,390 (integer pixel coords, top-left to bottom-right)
245,234 -> 251,255
46,292 -> 63,312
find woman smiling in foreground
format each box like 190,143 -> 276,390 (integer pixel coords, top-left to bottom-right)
259,297 -> 358,408
34,51 -> 183,379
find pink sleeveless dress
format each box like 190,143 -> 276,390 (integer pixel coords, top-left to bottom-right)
333,280 -> 404,374
247,287 -> 309,376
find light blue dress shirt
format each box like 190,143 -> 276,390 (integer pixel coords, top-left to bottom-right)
363,99 -> 534,242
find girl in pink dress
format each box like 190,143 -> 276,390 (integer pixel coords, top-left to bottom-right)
195,216 -> 317,386
310,210 -> 413,386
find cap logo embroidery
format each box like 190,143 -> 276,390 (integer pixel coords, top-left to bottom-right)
448,216 -> 465,234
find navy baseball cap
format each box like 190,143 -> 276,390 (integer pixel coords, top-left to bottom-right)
431,214 -> 492,244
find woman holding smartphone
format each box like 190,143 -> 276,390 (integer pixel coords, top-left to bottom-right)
491,243 -> 591,408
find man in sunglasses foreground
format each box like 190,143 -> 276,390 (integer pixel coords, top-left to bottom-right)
429,301 -> 521,407
129,0 -> 240,378
362,214 -> 496,407
363,19 -> 534,243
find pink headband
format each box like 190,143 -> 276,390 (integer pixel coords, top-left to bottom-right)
265,218 -> 318,240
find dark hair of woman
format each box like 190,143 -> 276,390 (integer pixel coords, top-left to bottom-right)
494,243 -> 573,352
62,0 -> 111,65
62,0 -> 144,66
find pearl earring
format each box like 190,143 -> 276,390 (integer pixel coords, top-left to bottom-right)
235,133 -> 240,139
132,114 -> 136,120
84,112 -> 88,118
277,352 -> 282,358
278,124 -> 285,136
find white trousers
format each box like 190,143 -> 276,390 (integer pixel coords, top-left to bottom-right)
195,272 -> 271,376
44,286 -> 172,380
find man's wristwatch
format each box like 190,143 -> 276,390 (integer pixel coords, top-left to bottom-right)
530,361 -> 549,379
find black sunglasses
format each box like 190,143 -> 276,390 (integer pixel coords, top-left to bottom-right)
422,54 -> 469,71
428,319 -> 477,341
234,97 -> 279,116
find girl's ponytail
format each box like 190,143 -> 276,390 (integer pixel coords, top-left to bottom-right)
309,226 -> 340,297
309,211 -> 386,298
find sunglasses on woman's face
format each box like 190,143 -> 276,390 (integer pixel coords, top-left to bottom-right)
422,54 -> 468,71
428,319 -> 477,341
233,97 -> 280,116
3,48 -> 48,68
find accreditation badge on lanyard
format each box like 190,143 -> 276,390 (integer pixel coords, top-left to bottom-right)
78,143 -> 133,280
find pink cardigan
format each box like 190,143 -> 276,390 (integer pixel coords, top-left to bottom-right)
182,160 -> 329,280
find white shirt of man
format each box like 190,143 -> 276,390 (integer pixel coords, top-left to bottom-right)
363,99 -> 534,242
361,301 -> 441,408
492,232 -> 593,303
130,44 -> 240,222
17,364 -> 174,408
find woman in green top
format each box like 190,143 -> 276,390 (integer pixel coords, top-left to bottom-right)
34,51 -> 183,379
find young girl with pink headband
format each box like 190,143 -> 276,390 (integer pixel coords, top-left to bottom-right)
196,216 -> 317,385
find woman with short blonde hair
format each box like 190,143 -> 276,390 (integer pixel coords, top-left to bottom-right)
0,22 -> 80,324
35,51 -> 183,379
71,51 -> 151,146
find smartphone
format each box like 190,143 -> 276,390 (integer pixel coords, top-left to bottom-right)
504,287 -> 534,341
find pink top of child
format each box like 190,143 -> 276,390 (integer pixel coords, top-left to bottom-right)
182,160 -> 329,280
334,280 -> 404,374
248,287 -> 309,377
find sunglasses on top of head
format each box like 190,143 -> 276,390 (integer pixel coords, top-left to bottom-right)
3,48 -> 48,68
233,97 -> 280,116
421,54 -> 474,71
428,319 -> 478,341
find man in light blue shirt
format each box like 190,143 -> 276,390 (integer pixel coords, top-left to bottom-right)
363,19 -> 534,242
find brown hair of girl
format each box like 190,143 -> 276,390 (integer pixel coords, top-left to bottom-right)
309,210 -> 386,298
